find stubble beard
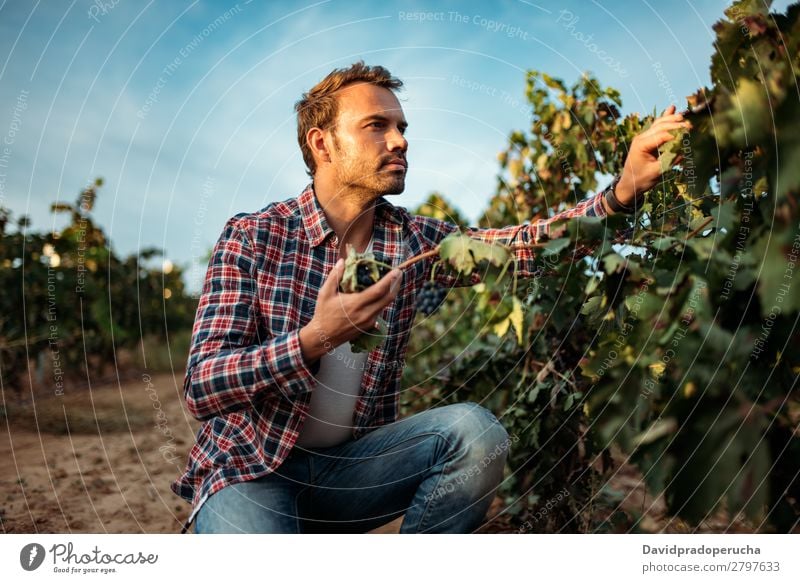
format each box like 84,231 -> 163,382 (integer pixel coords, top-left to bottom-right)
332,136 -> 406,197
337,159 -> 406,197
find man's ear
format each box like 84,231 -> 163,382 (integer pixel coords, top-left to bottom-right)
306,127 -> 331,167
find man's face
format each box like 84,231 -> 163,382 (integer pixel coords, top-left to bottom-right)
326,83 -> 408,196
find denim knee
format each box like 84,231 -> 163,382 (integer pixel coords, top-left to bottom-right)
436,402 -> 511,465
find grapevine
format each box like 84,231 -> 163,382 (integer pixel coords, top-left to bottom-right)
399,0 -> 800,532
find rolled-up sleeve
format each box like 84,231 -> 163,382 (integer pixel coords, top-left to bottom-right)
183,216 -> 317,421
503,189 -> 607,275
416,190 -> 607,284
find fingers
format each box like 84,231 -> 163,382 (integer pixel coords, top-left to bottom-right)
639,131 -> 678,151
321,263 -> 402,336
359,268 -> 403,306
646,121 -> 691,134
660,104 -> 677,117
319,258 -> 345,299
653,114 -> 688,126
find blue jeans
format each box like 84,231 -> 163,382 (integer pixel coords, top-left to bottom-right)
194,402 -> 510,533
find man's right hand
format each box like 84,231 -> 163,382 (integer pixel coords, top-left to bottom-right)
299,258 -> 402,364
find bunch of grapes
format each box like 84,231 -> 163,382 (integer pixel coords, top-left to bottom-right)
416,280 -> 448,315
356,263 -> 390,289
339,247 -> 395,352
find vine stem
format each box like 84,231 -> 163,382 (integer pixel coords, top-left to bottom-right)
685,216 -> 714,240
396,248 -> 440,271
661,216 -> 714,253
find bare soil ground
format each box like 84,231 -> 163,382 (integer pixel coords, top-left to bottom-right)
1,371 -> 198,533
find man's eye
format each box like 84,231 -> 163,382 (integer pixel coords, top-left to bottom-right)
369,122 -> 385,128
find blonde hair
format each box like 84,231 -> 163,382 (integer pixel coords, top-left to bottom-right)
295,61 -> 403,176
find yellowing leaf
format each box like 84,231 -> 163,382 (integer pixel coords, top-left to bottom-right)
493,316 -> 510,338
509,297 -> 525,345
683,381 -> 697,398
492,297 -> 525,344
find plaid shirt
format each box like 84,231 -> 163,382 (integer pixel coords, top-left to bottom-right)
171,182 -> 608,532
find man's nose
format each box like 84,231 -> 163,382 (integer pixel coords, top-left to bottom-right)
386,128 -> 407,153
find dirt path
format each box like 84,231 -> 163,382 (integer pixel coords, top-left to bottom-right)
1,371 -> 198,533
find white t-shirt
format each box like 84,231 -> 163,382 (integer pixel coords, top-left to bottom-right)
294,340 -> 369,448
294,237 -> 374,448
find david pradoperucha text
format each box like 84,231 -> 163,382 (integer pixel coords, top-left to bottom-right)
643,544 -> 760,559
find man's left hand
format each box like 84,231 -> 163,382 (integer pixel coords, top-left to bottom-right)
612,104 -> 692,208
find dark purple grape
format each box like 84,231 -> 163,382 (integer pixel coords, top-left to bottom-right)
357,264 -> 374,287
416,280 -> 448,315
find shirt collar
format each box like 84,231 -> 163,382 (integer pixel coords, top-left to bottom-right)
299,182 -> 404,247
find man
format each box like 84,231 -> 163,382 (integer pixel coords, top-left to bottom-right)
171,61 -> 689,534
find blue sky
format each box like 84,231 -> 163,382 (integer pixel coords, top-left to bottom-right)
0,0 -> 790,293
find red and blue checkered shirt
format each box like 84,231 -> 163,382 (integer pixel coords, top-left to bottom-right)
171,182 -> 608,532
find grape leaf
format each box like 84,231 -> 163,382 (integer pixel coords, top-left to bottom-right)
438,232 -> 510,275
469,238 -> 511,266
624,292 -> 662,320
581,295 -> 603,315
492,297 -> 525,345
603,253 -> 626,274
658,130 -> 682,174
542,237 -> 570,256
350,316 -> 388,353
439,233 -> 476,275
509,296 -> 525,345
633,417 -> 677,448
711,200 -> 736,233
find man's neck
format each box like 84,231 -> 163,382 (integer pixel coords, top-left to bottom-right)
313,176 -> 377,257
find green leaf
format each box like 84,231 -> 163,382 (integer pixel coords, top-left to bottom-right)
686,236 -> 716,260
658,130 -> 682,174
753,229 -> 800,315
603,253 -> 626,274
651,236 -> 677,251
689,215 -> 713,233
776,95 -> 800,199
564,391 -> 583,411
439,232 -> 476,275
633,417 -> 677,447
668,407 -> 770,524
711,200 -> 737,233
469,237 -> 511,267
350,317 -> 388,353
624,292 -> 663,320
542,237 -> 570,256
568,216 -> 606,242
581,295 -> 603,315
717,78 -> 771,147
